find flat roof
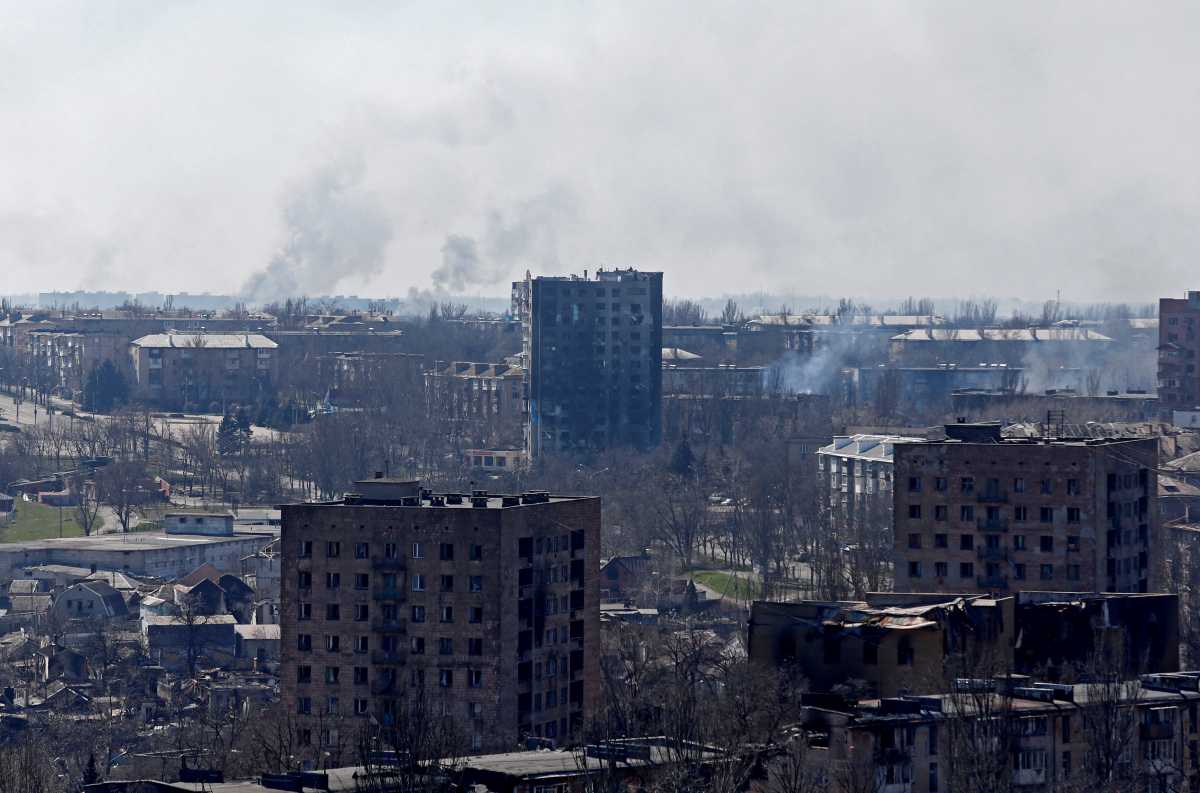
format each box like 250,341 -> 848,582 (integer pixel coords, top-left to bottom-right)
290,492 -> 593,510
0,530 -> 275,555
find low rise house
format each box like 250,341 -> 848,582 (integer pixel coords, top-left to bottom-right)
234,623 -> 280,669
50,580 -> 129,622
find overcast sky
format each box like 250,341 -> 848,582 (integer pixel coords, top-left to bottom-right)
1,1 -> 1198,303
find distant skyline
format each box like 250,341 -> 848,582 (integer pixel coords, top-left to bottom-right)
2,2 -> 1199,302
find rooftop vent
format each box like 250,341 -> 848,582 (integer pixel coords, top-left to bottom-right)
471,496 -> 488,509
446,494 -> 463,505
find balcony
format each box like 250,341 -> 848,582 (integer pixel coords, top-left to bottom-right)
372,589 -> 406,601
977,491 -> 1008,504
977,546 -> 1008,562
371,651 -> 405,665
977,517 -> 1009,532
976,574 -> 1008,590
372,618 -> 407,633
371,558 -> 406,571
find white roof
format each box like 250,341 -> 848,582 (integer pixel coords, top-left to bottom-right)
818,433 -> 925,462
131,333 -> 277,349
234,624 -> 280,640
891,328 -> 1112,343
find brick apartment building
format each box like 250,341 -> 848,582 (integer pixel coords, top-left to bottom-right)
1159,290 -> 1200,411
128,332 -> 278,409
424,361 -> 525,449
893,423 -> 1158,595
280,477 -> 601,759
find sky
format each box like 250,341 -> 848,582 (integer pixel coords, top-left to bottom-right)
1,1 -> 1199,304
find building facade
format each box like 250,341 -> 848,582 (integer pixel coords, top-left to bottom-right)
892,423 -> 1158,595
818,434 -> 924,537
279,477 -> 601,759
128,332 -> 278,409
516,268 -> 663,458
1160,291 -> 1200,411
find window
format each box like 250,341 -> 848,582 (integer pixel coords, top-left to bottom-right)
440,575 -> 454,592
440,637 -> 454,655
470,544 -> 483,561
327,541 -> 340,559
411,637 -> 425,654
411,606 -> 426,623
385,542 -> 399,559
908,477 -> 922,493
1067,564 -> 1081,581
297,697 -> 311,715
908,533 -> 921,549
470,575 -> 483,592
1014,506 -> 1028,522
298,571 -> 312,589
1040,507 -> 1054,523
935,562 -> 948,578
299,540 -> 312,558
908,505 -> 922,519
326,696 -> 338,715
1013,477 -> 1026,493
1067,535 -> 1080,552
960,505 -> 975,522
412,542 -> 424,559
411,669 -> 425,687
355,542 -> 369,559
935,505 -> 948,521
354,698 -> 369,716
935,477 -> 947,492
469,669 -> 483,688
298,634 -> 312,652
1014,534 -> 1026,550
299,603 -> 312,621
297,665 -> 311,683
440,543 -> 454,561
441,606 -> 454,623
960,534 -> 974,551
468,702 -> 483,718
934,533 -> 948,548
412,574 -> 426,592
1040,564 -> 1054,581
325,604 -> 340,621
908,561 -> 923,579
961,477 -> 974,494
439,670 -> 453,688
469,606 -> 483,624
325,666 -> 339,684
1067,479 -> 1080,495
1014,563 -> 1026,580
326,572 -> 340,590
1067,507 -> 1080,523
468,638 -> 483,655
325,635 -> 340,652
960,562 -> 974,578
354,667 -> 368,685
1041,479 -> 1053,495
354,573 -> 369,590
1040,535 -> 1054,552
354,636 -> 368,653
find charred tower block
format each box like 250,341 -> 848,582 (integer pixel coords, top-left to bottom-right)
892,424 -> 1158,595
280,478 -> 601,758
516,268 -> 663,458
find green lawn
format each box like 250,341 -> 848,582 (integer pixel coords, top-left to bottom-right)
690,570 -> 761,601
0,500 -> 84,542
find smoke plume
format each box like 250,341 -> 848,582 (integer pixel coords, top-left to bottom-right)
241,152 -> 392,304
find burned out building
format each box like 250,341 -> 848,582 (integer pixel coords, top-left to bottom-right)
950,388 -> 1159,425
279,476 -> 601,759
425,361 -> 525,449
663,393 -> 832,457
748,594 -> 1015,697
892,423 -> 1159,595
515,268 -> 663,458
1160,291 -> 1200,412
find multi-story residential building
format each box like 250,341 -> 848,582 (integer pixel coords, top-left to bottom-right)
817,434 -> 925,534
27,329 -> 134,397
892,423 -> 1158,595
425,361 -> 525,448
514,268 -> 663,458
1159,291 -> 1200,411
279,477 -> 601,760
128,332 -> 278,409
794,673 -> 1200,793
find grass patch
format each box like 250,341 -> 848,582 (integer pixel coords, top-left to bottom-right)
0,500 -> 84,542
690,570 -> 760,601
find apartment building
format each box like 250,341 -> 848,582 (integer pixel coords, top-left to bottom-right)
818,434 -> 925,534
1160,291 -> 1200,411
795,673 -> 1200,793
425,361 -> 525,448
128,332 -> 278,409
892,423 -> 1158,595
515,268 -> 663,457
279,477 -> 601,760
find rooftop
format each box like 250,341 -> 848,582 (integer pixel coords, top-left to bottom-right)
0,529 -> 276,555
818,433 -> 925,462
130,333 -> 277,349
891,328 -> 1112,343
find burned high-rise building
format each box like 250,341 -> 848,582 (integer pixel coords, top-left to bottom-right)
514,269 -> 663,458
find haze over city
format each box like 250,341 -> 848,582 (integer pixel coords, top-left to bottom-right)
3,1 -> 1200,302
